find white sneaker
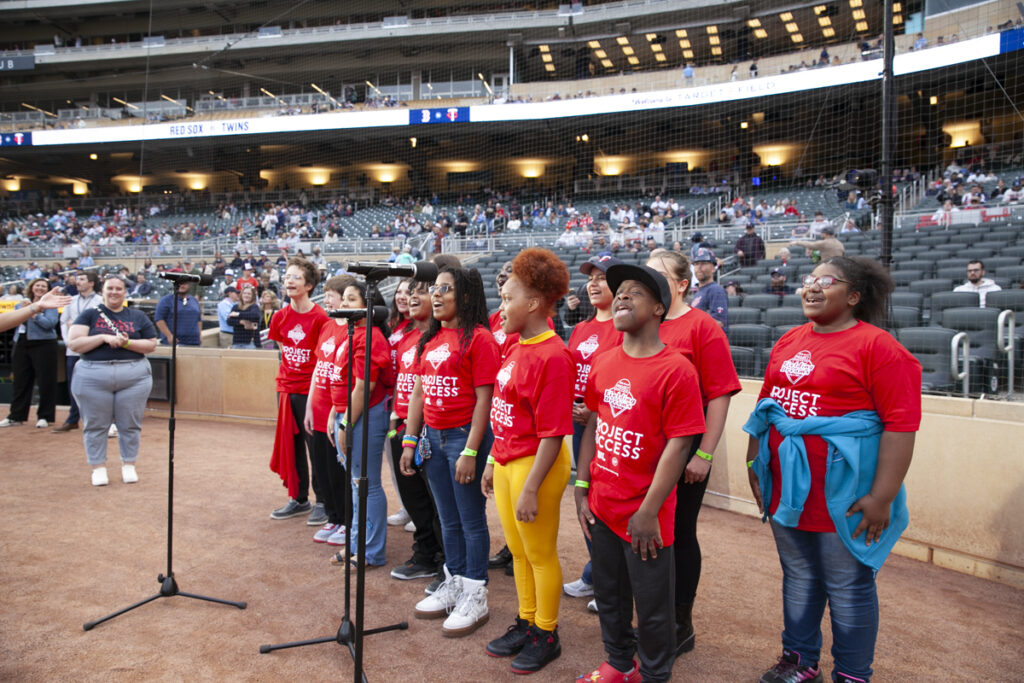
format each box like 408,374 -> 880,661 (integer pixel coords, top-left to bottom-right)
0,418 -> 22,427
108,424 -> 118,438
121,464 -> 138,484
92,467 -> 109,486
326,526 -> 348,546
587,599 -> 598,613
404,520 -> 416,532
563,578 -> 594,598
414,566 -> 461,619
387,508 -> 411,526
314,523 -> 339,543
442,576 -> 489,637
35,419 -> 48,428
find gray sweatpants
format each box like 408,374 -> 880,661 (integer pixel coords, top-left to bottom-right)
71,359 -> 153,466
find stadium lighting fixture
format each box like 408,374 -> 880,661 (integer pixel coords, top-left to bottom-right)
655,53 -> 667,62
708,36 -> 720,45
852,9 -> 866,20
89,153 -> 98,160
588,40 -> 601,48
539,44 -> 550,52
675,29 -> 688,38
710,47 -> 722,55
819,16 -> 832,26
545,63 -> 556,72
650,43 -> 662,52
706,25 -> 718,34
740,121 -> 749,129
893,2 -> 902,10
645,33 -> 658,41
785,22 -> 799,33
627,56 -> 640,65
849,0 -> 862,7
814,5 -> 828,14
622,45 -> 635,55
111,97 -> 138,110
855,20 -> 868,31
160,94 -> 179,104
747,18 -> 761,28
601,58 -> 614,68
683,49 -> 694,58
930,96 -> 938,105
679,39 -> 691,48
541,53 -> 553,62
791,34 -> 804,43
595,49 -> 607,58
893,14 -> 903,24
616,36 -> 630,45
754,29 -> 768,38
822,27 -> 836,37
779,12 -> 793,22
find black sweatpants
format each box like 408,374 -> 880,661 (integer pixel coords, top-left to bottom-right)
9,339 -> 57,423
309,429 -> 350,526
389,422 -> 444,567
285,392 -> 320,504
590,517 -> 676,683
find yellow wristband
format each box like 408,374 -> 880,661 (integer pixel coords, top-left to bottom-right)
746,459 -> 755,469
486,455 -> 495,465
696,449 -> 713,463
574,479 -> 590,489
124,339 -> 131,348
460,448 -> 477,457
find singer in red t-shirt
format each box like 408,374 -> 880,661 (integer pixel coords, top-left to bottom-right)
267,258 -> 328,523
575,263 -> 704,683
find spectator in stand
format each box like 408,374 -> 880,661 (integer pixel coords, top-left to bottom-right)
683,63 -> 695,85
217,287 -> 239,347
1000,180 -> 1022,203
914,32 -> 928,50
840,218 -> 861,235
791,226 -> 845,262
228,285 -> 262,348
154,280 -> 202,346
735,223 -> 766,268
258,271 -> 280,298
808,212 -> 831,238
953,260 -> 1001,307
776,247 -> 792,269
219,270 -> 237,296
258,289 -> 279,348
690,248 -> 728,331
236,265 -> 259,292
128,273 -> 152,298
763,268 -> 794,297
0,278 -> 60,429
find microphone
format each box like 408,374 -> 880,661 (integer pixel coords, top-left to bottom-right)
160,272 -> 215,286
328,305 -> 389,322
344,260 -> 439,282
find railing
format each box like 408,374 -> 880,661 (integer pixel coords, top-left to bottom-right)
895,204 -> 1024,230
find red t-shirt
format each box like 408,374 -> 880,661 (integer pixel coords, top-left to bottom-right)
328,324 -> 393,413
420,326 -> 500,430
660,308 -> 742,407
584,346 -> 706,546
309,323 -> 347,432
236,275 -> 259,291
758,321 -> 922,532
393,326 -> 423,421
567,317 -> 622,400
269,304 -> 329,394
490,331 -> 575,465
388,318 -> 413,373
489,311 -> 554,359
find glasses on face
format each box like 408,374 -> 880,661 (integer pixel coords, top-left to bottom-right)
282,273 -> 304,281
802,274 -> 849,290
966,268 -> 982,273
428,283 -> 453,296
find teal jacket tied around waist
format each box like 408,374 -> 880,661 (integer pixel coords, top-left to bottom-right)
743,398 -> 909,571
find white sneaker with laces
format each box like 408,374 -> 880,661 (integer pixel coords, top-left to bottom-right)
0,418 -> 22,427
35,419 -> 48,428
415,566 -> 461,619
404,520 -> 415,532
108,424 -> 118,438
326,525 -> 347,546
563,578 -> 594,598
92,467 -> 109,486
587,599 -> 598,613
314,523 -> 339,543
442,576 -> 489,637
387,508 -> 411,526
121,464 -> 138,483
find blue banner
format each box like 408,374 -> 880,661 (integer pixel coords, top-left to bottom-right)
409,106 -> 470,125
0,132 -> 32,147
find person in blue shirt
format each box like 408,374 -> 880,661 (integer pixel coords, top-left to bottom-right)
689,248 -> 728,331
154,280 -> 202,346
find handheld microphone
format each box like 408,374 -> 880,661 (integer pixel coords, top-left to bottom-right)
328,305 -> 389,323
344,260 -> 439,282
160,272 -> 215,286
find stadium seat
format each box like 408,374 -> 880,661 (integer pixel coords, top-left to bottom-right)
930,291 -> 981,315
727,323 -> 772,350
887,305 -> 922,328
985,290 -> 1024,314
897,326 -> 959,392
941,307 -> 1001,360
890,291 -> 924,309
890,269 -> 925,287
909,278 -> 955,300
764,307 -> 808,329
781,294 -> 803,308
730,346 -> 760,378
741,294 -> 783,315
728,308 -> 763,325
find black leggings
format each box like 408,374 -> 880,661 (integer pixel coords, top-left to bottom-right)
673,434 -> 710,606
389,422 -> 444,567
9,339 -> 57,423
309,429 -> 350,526
285,392 -> 319,504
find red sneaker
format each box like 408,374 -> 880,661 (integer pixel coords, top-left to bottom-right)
575,660 -> 639,682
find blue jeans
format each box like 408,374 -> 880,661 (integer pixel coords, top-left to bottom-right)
770,519 -> 879,682
422,423 -> 491,581
344,401 -> 388,566
572,421 -> 593,585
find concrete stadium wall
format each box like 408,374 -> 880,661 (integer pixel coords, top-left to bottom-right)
147,348 -> 1024,589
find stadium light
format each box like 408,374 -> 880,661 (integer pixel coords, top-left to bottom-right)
111,97 -> 138,110
21,102 -> 56,117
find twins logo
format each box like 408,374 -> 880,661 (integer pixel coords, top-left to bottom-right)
577,333 -> 600,360
603,378 -> 637,418
287,324 -> 307,345
320,336 -> 336,358
493,328 -> 507,346
425,342 -> 452,370
446,108 -> 460,122
496,361 -> 515,392
780,350 -> 815,385
401,347 -> 416,369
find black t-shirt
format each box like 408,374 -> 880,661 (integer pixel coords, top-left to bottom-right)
73,305 -> 158,361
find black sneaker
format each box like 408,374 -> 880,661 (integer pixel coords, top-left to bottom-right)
509,626 -> 561,674
270,499 -> 312,520
759,649 -> 823,683
306,502 -> 328,526
424,575 -> 444,595
488,545 -> 513,568
390,558 -> 438,581
505,562 -> 515,577
485,618 -> 531,658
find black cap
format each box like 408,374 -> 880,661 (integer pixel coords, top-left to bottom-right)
606,264 -> 673,319
691,232 -> 704,242
820,226 -> 835,235
580,252 -> 624,275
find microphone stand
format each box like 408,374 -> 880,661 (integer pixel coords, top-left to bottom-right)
84,287 -> 247,631
260,284 -> 407,683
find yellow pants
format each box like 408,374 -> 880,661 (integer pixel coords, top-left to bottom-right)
492,442 -> 571,632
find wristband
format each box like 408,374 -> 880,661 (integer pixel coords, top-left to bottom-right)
339,417 -> 348,429
574,480 -> 590,489
746,459 -> 755,469
124,339 -> 131,348
402,435 -> 419,449
387,429 -> 397,439
696,449 -> 713,463
460,448 -> 477,458
486,455 -> 495,465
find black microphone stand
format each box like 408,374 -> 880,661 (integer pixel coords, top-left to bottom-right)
260,286 -> 407,683
84,285 -> 247,631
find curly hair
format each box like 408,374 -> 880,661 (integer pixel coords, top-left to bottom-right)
418,265 -> 489,358
345,279 -> 391,340
511,247 -> 570,307
822,256 -> 894,326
